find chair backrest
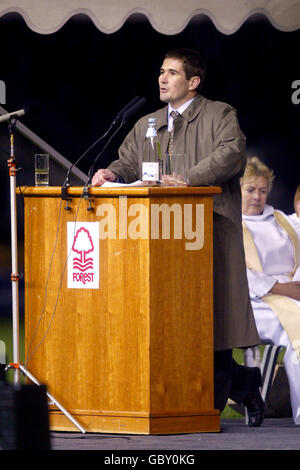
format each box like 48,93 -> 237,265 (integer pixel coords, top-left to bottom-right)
244,344 -> 283,425
260,344 -> 283,401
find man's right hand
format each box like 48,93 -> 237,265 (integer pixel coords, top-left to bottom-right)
91,169 -> 117,186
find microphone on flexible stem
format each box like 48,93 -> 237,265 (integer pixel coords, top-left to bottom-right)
62,96 -> 145,189
85,120 -> 125,187
86,97 -> 147,185
121,97 -> 146,123
114,96 -> 142,122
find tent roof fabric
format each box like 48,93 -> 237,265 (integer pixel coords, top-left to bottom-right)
0,0 -> 299,35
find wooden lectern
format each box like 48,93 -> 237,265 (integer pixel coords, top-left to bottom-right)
21,186 -> 221,434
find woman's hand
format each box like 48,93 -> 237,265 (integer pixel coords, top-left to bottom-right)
270,281 -> 300,301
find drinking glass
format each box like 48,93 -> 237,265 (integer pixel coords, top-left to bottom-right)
161,154 -> 189,186
35,154 -> 49,186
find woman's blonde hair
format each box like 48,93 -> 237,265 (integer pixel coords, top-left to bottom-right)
294,184 -> 300,213
240,157 -> 275,192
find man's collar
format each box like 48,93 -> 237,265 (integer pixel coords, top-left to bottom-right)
156,94 -> 205,130
168,97 -> 195,117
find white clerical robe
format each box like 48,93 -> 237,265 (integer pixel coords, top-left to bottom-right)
242,204 -> 300,425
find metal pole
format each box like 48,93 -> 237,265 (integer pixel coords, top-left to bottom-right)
5,118 -> 86,433
8,124 -> 20,385
19,365 -> 86,434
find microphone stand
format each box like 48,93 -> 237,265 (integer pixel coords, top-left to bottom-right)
62,116 -> 119,189
6,117 -> 20,386
62,96 -> 143,189
86,118 -> 125,186
85,97 -> 147,186
4,117 -> 86,433
61,113 -> 124,209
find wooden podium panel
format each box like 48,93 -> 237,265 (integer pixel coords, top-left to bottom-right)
21,186 -> 221,434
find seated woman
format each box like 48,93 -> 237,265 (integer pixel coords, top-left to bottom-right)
241,156 -> 300,425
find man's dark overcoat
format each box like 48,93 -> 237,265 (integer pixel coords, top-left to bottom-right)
108,94 -> 259,351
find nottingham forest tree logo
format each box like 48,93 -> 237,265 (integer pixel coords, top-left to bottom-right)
72,227 -> 94,272
67,222 -> 99,289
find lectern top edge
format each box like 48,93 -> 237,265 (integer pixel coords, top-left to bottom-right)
17,185 -> 222,197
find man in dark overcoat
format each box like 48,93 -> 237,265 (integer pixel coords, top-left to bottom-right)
92,48 -> 264,426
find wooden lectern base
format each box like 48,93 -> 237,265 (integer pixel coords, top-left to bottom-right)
49,408 -> 220,434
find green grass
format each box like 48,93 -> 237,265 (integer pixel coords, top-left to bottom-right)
221,406 -> 243,419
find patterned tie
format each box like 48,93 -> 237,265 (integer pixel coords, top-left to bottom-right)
168,110 -> 180,155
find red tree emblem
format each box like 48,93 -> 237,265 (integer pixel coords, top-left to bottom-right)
72,227 -> 94,271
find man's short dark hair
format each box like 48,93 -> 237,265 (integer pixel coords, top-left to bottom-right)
164,48 -> 206,90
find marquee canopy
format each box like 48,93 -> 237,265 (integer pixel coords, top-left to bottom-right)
0,0 -> 299,35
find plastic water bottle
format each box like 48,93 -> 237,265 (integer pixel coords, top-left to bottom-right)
142,117 -> 162,183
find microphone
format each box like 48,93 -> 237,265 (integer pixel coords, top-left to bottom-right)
63,96 -> 146,188
86,97 -> 147,184
0,101 -> 40,124
122,97 -> 146,123
115,96 -> 142,120
0,108 -> 25,123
